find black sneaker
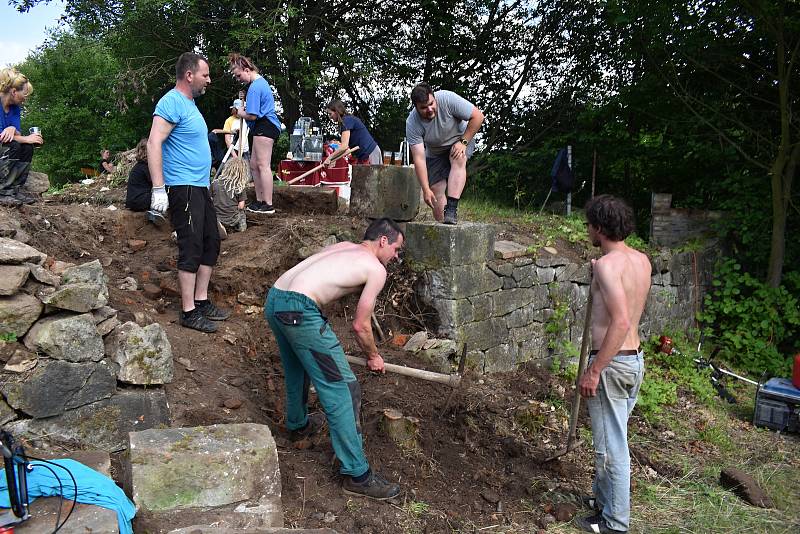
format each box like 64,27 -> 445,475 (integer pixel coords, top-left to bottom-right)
442,205 -> 458,225
247,201 -> 275,214
574,513 -> 627,533
289,413 -> 327,442
195,299 -> 230,321
180,308 -> 218,333
342,471 -> 401,501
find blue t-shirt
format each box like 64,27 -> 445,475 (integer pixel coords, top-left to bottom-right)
341,115 -> 377,161
1,104 -> 21,132
153,89 -> 211,187
245,76 -> 281,131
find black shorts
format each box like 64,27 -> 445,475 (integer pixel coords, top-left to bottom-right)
426,141 -> 475,186
250,117 -> 280,139
166,185 -> 220,272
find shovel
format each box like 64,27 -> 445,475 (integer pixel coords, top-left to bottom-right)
544,278 -> 593,462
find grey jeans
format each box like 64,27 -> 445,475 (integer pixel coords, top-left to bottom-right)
586,353 -> 645,532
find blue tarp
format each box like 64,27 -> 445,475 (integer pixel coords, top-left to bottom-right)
0,458 -> 135,534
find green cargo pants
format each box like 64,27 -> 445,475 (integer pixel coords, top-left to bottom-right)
265,287 -> 369,476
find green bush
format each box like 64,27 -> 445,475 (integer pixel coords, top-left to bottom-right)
698,260 -> 800,376
635,334 -> 718,420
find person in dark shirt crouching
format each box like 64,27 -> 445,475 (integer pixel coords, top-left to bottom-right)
125,138 -> 166,225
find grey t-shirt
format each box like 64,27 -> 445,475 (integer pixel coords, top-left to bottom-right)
406,90 -> 474,156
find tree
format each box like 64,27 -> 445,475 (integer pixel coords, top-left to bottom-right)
16,31 -> 147,182
606,0 -> 800,286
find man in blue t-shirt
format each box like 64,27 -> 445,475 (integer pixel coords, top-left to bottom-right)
147,52 -> 230,334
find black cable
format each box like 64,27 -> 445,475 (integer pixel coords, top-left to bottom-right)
24,455 -> 78,534
24,462 -> 64,533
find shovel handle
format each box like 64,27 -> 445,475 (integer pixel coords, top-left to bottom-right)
345,355 -> 460,387
565,282 -> 593,449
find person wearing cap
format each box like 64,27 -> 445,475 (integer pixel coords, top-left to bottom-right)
212,98 -> 249,159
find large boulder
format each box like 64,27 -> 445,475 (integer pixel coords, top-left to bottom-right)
349,165 -> 421,221
23,170 -> 50,194
38,282 -> 109,312
60,259 -> 107,286
6,388 -> 170,452
404,221 -> 496,270
0,359 -> 115,418
0,238 -> 46,265
0,292 -> 43,337
0,265 -> 29,295
130,424 -> 282,532
34,259 -> 110,312
106,321 -> 174,385
23,312 -> 104,362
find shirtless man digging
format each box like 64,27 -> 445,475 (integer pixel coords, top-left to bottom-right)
575,195 -> 652,534
265,218 -> 404,500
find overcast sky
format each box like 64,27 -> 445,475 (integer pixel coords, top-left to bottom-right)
1,1 -> 66,67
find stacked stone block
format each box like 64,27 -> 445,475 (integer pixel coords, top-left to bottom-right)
0,237 -> 171,451
405,223 -> 711,373
650,192 -> 723,248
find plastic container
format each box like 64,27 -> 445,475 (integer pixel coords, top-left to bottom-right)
793,353 -> 800,389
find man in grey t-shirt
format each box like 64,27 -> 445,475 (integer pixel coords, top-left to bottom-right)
405,83 -> 484,224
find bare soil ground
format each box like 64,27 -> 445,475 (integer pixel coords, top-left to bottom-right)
3,180 -> 798,533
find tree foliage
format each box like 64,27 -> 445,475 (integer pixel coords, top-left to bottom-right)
10,0 -> 799,287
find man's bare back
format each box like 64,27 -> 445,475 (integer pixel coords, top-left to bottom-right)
273,242 -> 386,307
590,246 -> 651,352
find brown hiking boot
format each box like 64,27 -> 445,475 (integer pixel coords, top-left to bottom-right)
342,470 -> 401,501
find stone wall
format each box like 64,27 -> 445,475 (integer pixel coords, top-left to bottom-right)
406,222 -> 716,373
0,237 -> 171,451
649,192 -> 723,248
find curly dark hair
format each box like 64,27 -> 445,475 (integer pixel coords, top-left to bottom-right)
584,194 -> 635,242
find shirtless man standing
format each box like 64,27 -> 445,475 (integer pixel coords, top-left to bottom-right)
575,195 -> 651,534
265,218 -> 404,500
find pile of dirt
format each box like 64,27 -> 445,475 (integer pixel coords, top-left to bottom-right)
3,189 -> 639,532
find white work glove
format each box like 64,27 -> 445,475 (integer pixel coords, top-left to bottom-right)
150,186 -> 169,214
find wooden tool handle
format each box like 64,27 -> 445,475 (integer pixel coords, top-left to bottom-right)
237,118 -> 244,154
286,146 -> 359,185
566,283 -> 593,448
345,355 -> 460,387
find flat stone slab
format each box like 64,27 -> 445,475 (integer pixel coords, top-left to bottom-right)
7,388 -> 170,452
404,221 -> 495,269
1,358 -> 116,418
494,240 -> 529,259
0,238 -> 46,265
130,423 -> 282,532
349,165 -> 420,221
